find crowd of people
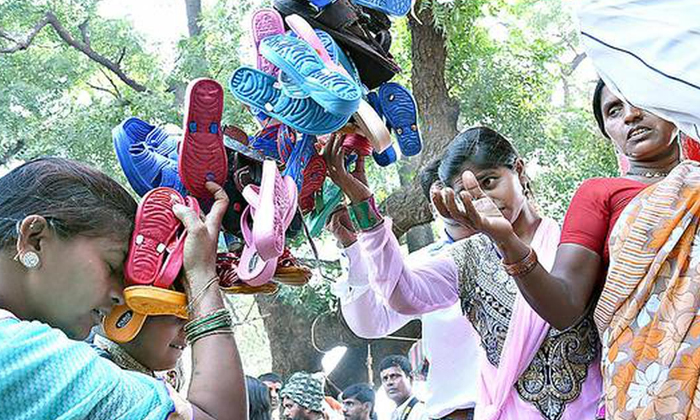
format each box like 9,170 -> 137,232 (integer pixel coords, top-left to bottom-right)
1,0 -> 700,419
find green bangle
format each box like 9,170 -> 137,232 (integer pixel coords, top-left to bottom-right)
349,196 -> 383,231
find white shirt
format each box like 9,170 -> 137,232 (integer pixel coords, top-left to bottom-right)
391,397 -> 428,420
333,240 -> 481,419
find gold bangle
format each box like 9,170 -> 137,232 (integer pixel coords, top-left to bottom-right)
503,248 -> 538,277
186,275 -> 220,313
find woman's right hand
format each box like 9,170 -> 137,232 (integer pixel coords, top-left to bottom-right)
322,133 -> 373,204
431,170 -> 514,244
172,182 -> 228,295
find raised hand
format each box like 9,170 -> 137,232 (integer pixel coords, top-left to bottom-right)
326,205 -> 357,247
321,133 -> 372,204
431,170 -> 514,242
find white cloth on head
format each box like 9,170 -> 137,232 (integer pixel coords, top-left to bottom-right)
575,0 -> 700,137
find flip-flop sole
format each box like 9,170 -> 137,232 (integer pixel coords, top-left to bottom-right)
252,8 -> 286,76
372,143 -> 397,167
354,100 -> 391,153
125,188 -> 183,286
253,161 -> 298,261
230,67 -> 350,135
352,0 -> 412,16
103,304 -> 147,343
260,34 -> 361,117
124,286 -> 188,319
179,78 -> 228,199
299,154 -> 327,214
378,82 -> 422,156
280,28 -> 340,99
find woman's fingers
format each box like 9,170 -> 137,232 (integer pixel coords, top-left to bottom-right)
462,171 -> 486,200
431,190 -> 452,219
172,203 -> 200,230
204,182 -> 228,231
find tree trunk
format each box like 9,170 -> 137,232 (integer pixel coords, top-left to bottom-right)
255,294 -> 420,392
184,0 -> 203,37
397,157 -> 434,252
381,2 -> 460,238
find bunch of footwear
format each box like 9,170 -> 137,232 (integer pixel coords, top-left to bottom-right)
106,0 -> 424,341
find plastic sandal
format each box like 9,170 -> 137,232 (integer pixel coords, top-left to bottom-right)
373,143 -> 397,167
281,133 -> 316,192
354,100 -> 392,153
103,304 -> 149,343
273,0 -> 400,90
277,124 -> 297,164
250,124 -> 282,160
343,133 -> 373,156
378,82 -> 422,156
237,205 -> 278,286
124,286 -> 188,319
308,180 -> 344,237
251,160 -> 299,261
113,117 -> 185,196
274,248 -> 312,286
299,154 -> 327,214
217,252 -> 279,294
351,0 -> 412,17
252,8 -> 286,76
178,78 -> 228,199
230,66 -> 351,135
260,34 -> 362,117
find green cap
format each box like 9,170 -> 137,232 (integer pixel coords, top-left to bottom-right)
280,372 -> 325,412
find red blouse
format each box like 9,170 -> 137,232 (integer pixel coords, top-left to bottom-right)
560,177 -> 648,265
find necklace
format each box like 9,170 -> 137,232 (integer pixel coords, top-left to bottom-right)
625,170 -> 670,178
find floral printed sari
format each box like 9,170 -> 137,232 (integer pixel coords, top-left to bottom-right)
596,160 -> 700,419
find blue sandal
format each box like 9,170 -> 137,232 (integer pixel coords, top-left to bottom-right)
377,82 -> 422,157
230,66 -> 350,135
372,143 -> 397,167
351,0 -> 412,16
113,117 -> 185,196
260,34 -> 362,117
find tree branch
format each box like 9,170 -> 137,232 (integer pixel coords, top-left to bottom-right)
86,82 -> 119,99
0,12 -> 147,92
77,19 -> 90,47
0,15 -> 51,53
98,67 -> 123,99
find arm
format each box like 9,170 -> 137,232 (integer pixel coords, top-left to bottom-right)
173,182 -> 247,420
432,172 -> 602,330
322,136 -> 459,316
337,240 -> 418,338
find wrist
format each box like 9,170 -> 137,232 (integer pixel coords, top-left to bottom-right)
349,196 -> 383,231
339,236 -> 358,248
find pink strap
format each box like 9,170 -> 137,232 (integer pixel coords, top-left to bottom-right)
285,14 -> 349,77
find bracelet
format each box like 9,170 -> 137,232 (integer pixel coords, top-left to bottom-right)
502,247 -> 538,277
186,275 -> 220,313
184,308 -> 233,344
187,328 -> 234,344
349,196 -> 383,231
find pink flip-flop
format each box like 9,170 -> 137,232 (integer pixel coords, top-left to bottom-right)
179,78 -> 228,199
250,160 -> 298,261
252,8 -> 285,76
236,175 -> 297,285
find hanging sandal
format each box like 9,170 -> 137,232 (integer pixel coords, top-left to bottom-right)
377,82 -> 422,156
178,78 -> 228,199
252,8 -> 286,76
250,160 -> 299,261
230,66 -> 351,135
217,252 -> 280,294
351,0 -> 412,17
260,34 -> 362,117
274,248 -> 312,286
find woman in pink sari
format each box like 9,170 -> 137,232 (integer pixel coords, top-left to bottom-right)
322,127 -> 602,420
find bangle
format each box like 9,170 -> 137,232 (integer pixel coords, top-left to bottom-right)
184,308 -> 233,344
349,196 -> 383,231
502,247 -> 538,277
186,275 -> 220,313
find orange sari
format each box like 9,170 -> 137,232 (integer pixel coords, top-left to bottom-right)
595,161 -> 700,419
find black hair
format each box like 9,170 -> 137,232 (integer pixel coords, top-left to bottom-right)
0,157 -> 137,250
592,79 -> 609,139
419,159 -> 441,200
258,372 -> 283,383
246,376 -> 273,420
437,127 -> 528,193
342,383 -> 376,420
379,355 -> 412,377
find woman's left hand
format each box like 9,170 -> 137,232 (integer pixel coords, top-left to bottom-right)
322,133 -> 372,204
432,170 -> 514,243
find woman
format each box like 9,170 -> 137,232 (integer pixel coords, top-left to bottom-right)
0,157 -> 247,419
246,376 -> 273,420
322,128 -> 602,420
433,81 -> 692,419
